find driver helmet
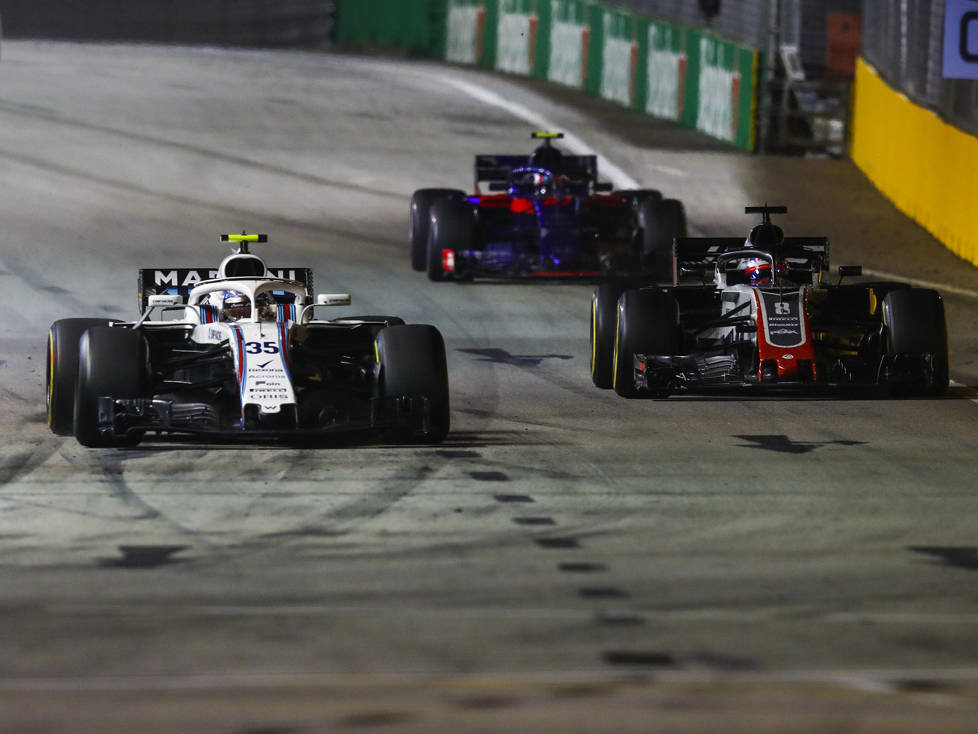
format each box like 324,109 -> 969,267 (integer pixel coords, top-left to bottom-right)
518,169 -> 553,197
745,257 -> 772,284
221,290 -> 251,321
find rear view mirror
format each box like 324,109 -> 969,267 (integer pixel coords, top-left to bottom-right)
595,182 -> 614,192
837,265 -> 862,284
488,181 -> 509,192
317,293 -> 352,306
148,294 -> 183,307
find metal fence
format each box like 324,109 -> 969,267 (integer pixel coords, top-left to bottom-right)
602,0 -> 861,72
599,0 -> 769,49
0,0 -> 335,46
862,0 -> 978,136
603,0 -> 861,155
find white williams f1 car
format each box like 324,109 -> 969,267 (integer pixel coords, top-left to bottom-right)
47,234 -> 450,447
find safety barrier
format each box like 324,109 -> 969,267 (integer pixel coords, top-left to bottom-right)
0,0 -> 334,46
338,0 -> 757,151
335,0 -> 445,55
850,58 -> 978,267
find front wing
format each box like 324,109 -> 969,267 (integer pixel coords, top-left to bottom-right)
94,394 -> 436,441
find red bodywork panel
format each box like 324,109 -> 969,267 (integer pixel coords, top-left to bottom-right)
752,288 -> 817,380
474,194 -> 626,214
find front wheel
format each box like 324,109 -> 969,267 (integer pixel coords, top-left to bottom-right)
74,326 -> 148,447
613,289 -> 680,398
376,324 -> 450,443
883,288 -> 949,396
47,318 -> 117,435
590,282 -> 625,389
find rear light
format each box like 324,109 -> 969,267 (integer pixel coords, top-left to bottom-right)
441,250 -> 455,272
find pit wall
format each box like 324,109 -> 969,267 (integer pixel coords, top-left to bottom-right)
850,58 -> 978,267
335,0 -> 757,152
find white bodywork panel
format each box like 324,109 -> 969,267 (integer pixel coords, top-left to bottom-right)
192,321 -> 296,415
698,284 -> 756,345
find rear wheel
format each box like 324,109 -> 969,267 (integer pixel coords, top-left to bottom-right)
427,197 -> 478,282
376,324 -> 450,443
47,318 -> 117,436
590,282 -> 625,389
613,289 -> 680,398
638,197 -> 687,281
410,188 -> 466,271
74,326 -> 148,447
883,289 -> 949,395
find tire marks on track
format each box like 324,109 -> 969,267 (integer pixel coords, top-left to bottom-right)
0,101 -> 404,202
0,147 -> 403,249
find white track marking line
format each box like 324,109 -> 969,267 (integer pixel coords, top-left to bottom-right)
863,268 -> 978,299
435,74 -> 643,190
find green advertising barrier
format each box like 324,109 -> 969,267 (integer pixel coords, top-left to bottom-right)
541,0 -> 590,89
337,0 -> 757,151
590,5 -> 637,106
335,0 -> 446,56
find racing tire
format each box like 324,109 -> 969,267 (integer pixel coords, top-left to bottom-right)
411,188 -> 466,271
613,288 -> 680,399
376,324 -> 450,443
590,281 -> 626,389
47,318 -> 118,436
74,326 -> 148,448
638,197 -> 687,282
883,288 -> 949,396
427,197 -> 478,282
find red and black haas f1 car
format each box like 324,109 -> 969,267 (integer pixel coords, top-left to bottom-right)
410,132 -> 686,281
591,206 -> 949,398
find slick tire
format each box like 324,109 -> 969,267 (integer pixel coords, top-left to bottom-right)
376,324 -> 450,443
74,326 -> 148,448
411,188 -> 466,272
427,197 -> 477,282
47,318 -> 118,436
638,198 -> 687,282
590,281 -> 625,389
883,288 -> 949,396
613,289 -> 680,399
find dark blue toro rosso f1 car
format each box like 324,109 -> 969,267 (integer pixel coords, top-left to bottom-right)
410,132 -> 686,281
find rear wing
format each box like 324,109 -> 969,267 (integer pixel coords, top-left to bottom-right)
474,154 -> 598,188
671,237 -> 830,285
137,267 -> 313,311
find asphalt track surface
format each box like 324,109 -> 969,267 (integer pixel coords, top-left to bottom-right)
1,42 -> 978,733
